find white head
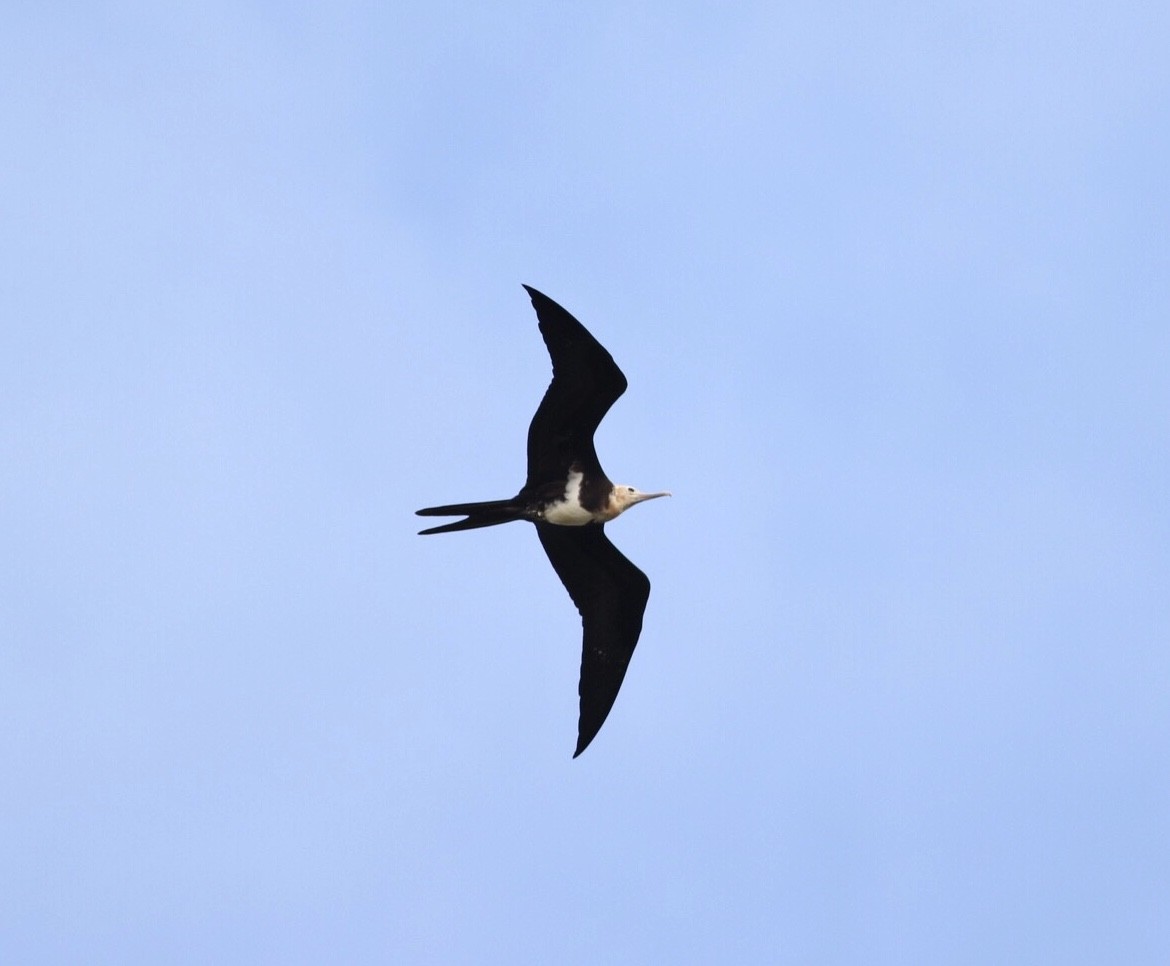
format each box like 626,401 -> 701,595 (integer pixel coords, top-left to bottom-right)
606,484 -> 672,520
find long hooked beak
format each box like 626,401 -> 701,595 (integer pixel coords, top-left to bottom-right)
632,490 -> 671,505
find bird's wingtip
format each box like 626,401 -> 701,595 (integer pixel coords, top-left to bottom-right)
572,732 -> 595,758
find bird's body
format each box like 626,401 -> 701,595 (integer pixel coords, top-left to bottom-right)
417,286 -> 669,757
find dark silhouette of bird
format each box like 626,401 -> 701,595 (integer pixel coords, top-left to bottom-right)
417,286 -> 670,757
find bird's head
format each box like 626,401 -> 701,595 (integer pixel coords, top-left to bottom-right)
606,484 -> 671,519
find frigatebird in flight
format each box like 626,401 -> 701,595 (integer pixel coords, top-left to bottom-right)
417,286 -> 670,757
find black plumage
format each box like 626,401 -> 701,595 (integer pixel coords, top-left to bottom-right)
522,285 -> 626,497
536,524 -> 650,756
416,285 -> 669,756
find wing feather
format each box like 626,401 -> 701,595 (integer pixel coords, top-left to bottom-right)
522,286 -> 627,488
536,523 -> 651,757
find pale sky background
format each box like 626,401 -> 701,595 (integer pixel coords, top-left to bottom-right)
4,3 -> 1169,963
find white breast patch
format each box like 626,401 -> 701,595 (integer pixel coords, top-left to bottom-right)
543,470 -> 594,526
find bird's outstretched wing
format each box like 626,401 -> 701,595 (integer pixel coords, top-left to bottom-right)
522,286 -> 628,489
536,522 -> 651,757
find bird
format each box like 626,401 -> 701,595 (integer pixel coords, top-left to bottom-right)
416,285 -> 670,757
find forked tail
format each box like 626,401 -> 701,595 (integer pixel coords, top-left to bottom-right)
415,498 -> 526,535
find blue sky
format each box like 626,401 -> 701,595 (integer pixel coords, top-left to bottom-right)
4,3 -> 1168,963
